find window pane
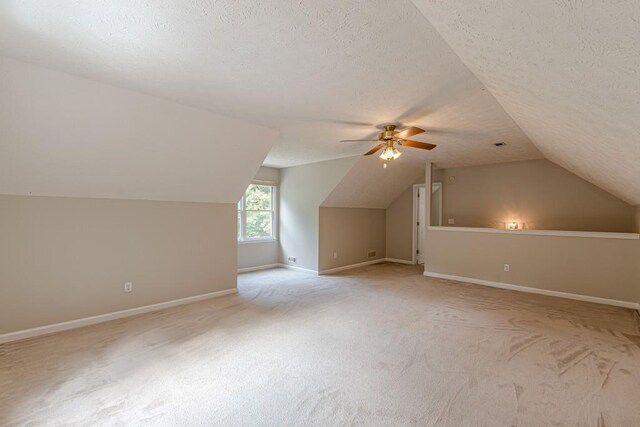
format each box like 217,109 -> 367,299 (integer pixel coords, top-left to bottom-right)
237,211 -> 241,240
244,185 -> 272,210
245,211 -> 272,239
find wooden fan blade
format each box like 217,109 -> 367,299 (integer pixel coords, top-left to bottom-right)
340,139 -> 380,142
364,143 -> 385,156
394,126 -> 425,140
399,140 -> 437,150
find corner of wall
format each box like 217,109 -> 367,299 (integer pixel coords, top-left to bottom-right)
278,157 -> 360,271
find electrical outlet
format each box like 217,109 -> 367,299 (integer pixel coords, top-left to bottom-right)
367,250 -> 376,258
448,218 -> 455,225
503,264 -> 510,272
287,256 -> 296,263
333,252 -> 338,259
124,282 -> 133,293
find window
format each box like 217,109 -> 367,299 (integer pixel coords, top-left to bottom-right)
238,183 -> 277,242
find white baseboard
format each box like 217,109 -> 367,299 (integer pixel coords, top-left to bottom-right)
278,263 -> 319,275
385,258 -> 414,265
236,263 -> 319,275
424,272 -> 640,311
237,263 -> 280,274
239,259 -> 415,276
319,258 -> 387,275
0,288 -> 237,344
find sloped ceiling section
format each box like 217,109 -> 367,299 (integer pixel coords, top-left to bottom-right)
0,57 -> 278,203
322,155 -> 426,209
0,0 -> 542,169
411,0 -> 640,205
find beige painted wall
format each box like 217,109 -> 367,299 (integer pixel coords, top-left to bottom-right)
438,159 -> 634,232
430,185 -> 442,226
634,206 -> 640,233
238,242 -> 279,270
425,229 -> 640,303
0,195 -> 237,334
319,207 -> 386,271
431,169 -> 443,226
279,157 -> 358,271
386,187 -> 415,262
238,167 -> 280,269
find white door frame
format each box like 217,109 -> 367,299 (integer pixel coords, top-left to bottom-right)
412,184 -> 425,264
412,182 -> 442,264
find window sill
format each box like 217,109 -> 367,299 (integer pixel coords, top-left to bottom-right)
238,239 -> 278,245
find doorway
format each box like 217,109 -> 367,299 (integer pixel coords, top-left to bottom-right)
417,185 -> 426,264
412,184 -> 425,264
412,182 -> 442,265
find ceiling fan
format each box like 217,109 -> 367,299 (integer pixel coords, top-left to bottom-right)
341,123 -> 436,160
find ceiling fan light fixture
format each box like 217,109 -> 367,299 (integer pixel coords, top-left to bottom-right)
379,146 -> 402,160
341,123 -> 434,158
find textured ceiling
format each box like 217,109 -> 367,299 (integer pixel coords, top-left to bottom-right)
410,0 -> 640,205
322,154 -> 426,209
0,0 -> 541,170
0,57 -> 277,203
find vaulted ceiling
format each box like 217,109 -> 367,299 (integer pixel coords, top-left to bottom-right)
0,0 -> 540,172
0,56 -> 277,203
410,0 -> 640,205
322,154 -> 426,209
0,1 -> 637,205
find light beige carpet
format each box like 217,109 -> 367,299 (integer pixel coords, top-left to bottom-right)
1,263 -> 639,426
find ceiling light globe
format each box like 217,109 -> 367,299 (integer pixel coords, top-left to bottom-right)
379,146 -> 401,160
379,147 -> 394,160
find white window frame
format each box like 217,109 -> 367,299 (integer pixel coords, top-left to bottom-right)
238,182 -> 278,244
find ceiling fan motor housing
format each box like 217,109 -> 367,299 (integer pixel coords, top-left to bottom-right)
341,123 -> 434,156
380,125 -> 398,141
